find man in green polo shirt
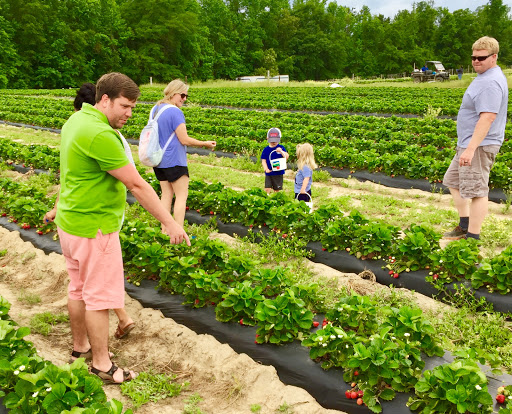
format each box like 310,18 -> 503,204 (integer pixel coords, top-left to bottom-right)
54,72 -> 190,384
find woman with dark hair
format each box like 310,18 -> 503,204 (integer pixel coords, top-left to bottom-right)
73,83 -> 96,111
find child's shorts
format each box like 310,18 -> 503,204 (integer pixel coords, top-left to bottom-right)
265,175 -> 284,191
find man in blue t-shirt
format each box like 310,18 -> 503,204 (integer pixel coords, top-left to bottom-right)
261,127 -> 289,193
443,36 -> 508,240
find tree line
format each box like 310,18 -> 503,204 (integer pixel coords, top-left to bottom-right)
0,0 -> 511,88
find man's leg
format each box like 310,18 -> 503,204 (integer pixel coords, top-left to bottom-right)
443,188 -> 469,239
448,188 -> 470,217
86,309 -> 110,369
468,196 -> 488,236
68,298 -> 90,353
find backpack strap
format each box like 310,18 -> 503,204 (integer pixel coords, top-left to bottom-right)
149,103 -> 177,121
162,132 -> 176,152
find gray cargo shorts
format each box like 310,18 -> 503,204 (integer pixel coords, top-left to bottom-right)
442,145 -> 500,199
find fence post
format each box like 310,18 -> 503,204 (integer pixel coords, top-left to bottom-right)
150,77 -> 152,86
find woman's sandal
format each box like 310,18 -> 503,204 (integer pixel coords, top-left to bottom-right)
114,322 -> 135,339
91,363 -> 137,384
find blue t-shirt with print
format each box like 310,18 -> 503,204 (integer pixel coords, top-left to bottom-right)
261,144 -> 287,176
294,165 -> 312,193
152,104 -> 187,168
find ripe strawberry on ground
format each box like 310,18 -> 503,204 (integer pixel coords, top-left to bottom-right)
345,390 -> 352,399
356,398 -> 364,405
350,391 -> 357,399
312,321 -> 319,327
36,231 -> 43,235
497,394 -> 506,404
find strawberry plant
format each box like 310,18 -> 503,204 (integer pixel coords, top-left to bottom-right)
215,280 -> 264,325
254,267 -> 292,297
254,287 -> 314,344
302,324 -> 363,369
471,245 -> 512,294
320,210 -> 369,252
381,306 -> 443,357
217,254 -> 258,284
325,294 -> 379,334
388,224 -> 441,272
429,238 -> 481,282
346,330 -> 425,413
158,256 -> 199,294
183,269 -> 226,307
495,385 -> 512,411
289,202 -> 345,242
406,357 -> 493,414
351,222 -> 399,259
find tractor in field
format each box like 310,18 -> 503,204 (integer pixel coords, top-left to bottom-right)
411,61 -> 450,83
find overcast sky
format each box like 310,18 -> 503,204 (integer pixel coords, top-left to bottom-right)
339,0 -> 512,19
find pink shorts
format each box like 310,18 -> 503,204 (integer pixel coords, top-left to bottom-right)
58,227 -> 125,311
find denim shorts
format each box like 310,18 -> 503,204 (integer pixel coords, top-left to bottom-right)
443,145 -> 500,198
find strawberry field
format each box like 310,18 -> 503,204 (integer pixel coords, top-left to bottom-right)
1,83 -> 512,413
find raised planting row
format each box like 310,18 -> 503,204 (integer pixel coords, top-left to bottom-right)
0,296 -> 136,413
2,162 -> 512,302
0,85 -> 496,116
2,174 -> 512,412
2,97 -> 512,190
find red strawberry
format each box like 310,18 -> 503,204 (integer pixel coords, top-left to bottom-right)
312,321 -> 319,327
388,270 -> 394,275
210,211 -> 214,215
433,274 -> 439,280
350,391 -> 357,399
345,390 -> 352,399
282,234 -> 288,238
322,248 -> 326,251
37,231 -> 43,235
239,318 -> 244,325
354,370 -> 359,376
356,398 -> 364,405
393,273 -> 399,279
497,394 -> 506,404
186,206 -> 189,210
357,390 -> 364,397
1,213 -> 6,217
194,299 -> 200,305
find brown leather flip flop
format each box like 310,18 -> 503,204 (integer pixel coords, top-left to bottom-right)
114,322 -> 135,339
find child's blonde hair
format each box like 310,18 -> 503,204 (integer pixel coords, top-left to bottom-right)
296,143 -> 317,171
